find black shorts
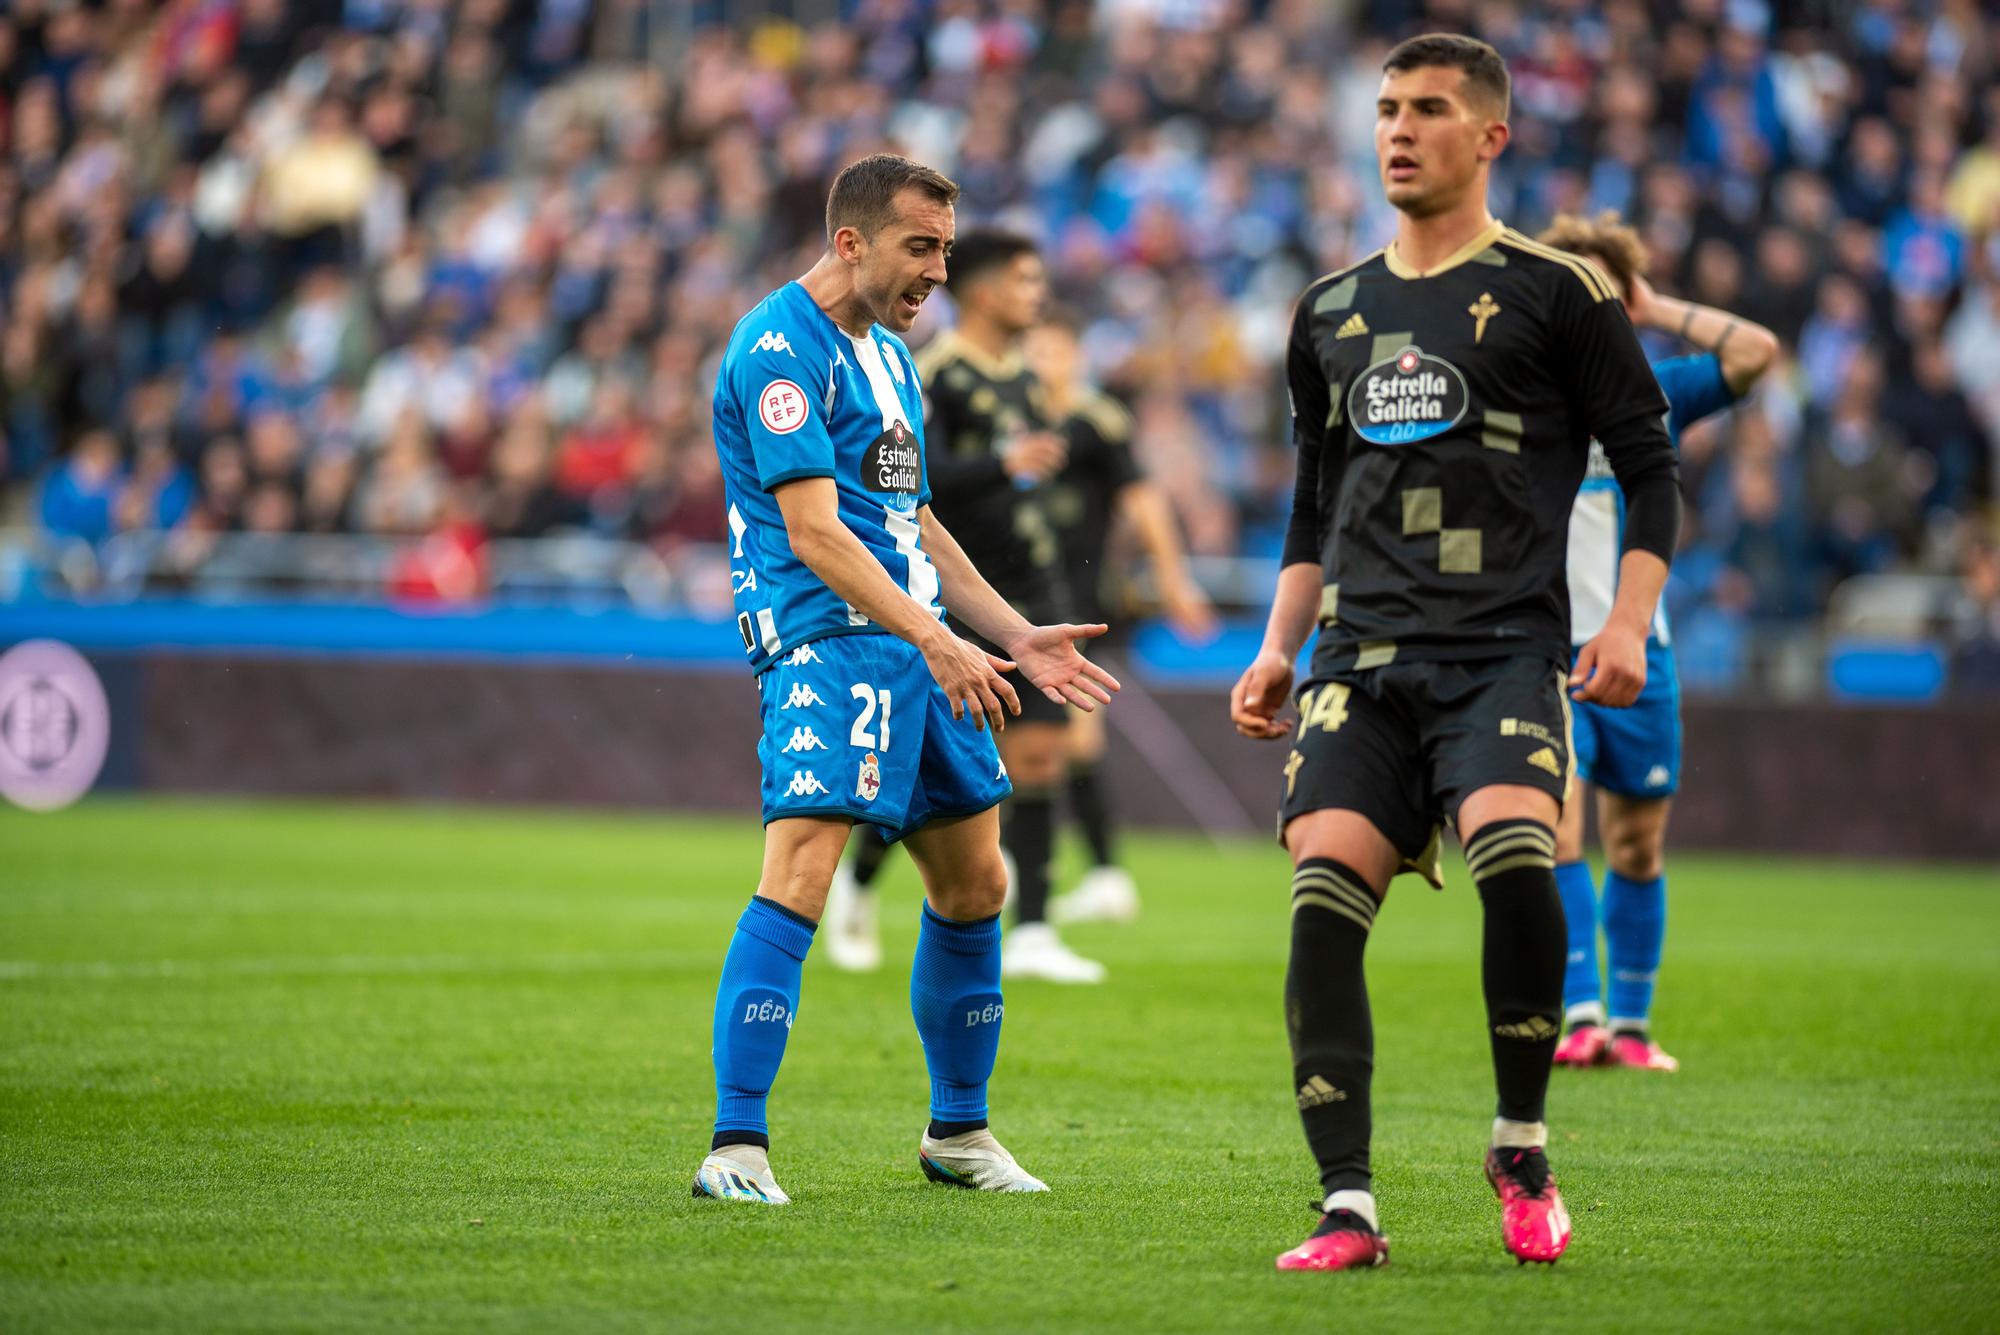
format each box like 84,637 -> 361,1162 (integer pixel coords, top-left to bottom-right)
1276,654 -> 1573,863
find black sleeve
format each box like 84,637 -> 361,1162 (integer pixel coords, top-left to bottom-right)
1281,301 -> 1333,568
1557,279 -> 1682,562
922,363 -> 1008,501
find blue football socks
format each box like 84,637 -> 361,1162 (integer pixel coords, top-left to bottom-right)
1554,860 -> 1602,1020
1604,871 -> 1667,1031
909,903 -> 1003,1133
710,896 -> 816,1149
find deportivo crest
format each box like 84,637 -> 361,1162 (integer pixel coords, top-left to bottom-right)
1347,344 -> 1469,445
856,752 -> 882,802
861,420 -> 922,494
781,684 -> 825,709
752,331 -> 795,356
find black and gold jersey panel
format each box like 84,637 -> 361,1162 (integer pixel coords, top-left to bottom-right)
915,330 -> 1066,609
1045,390 -> 1141,619
1288,220 -> 1667,676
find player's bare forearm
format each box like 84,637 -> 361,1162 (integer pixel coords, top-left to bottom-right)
1638,284 -> 1780,396
1572,550 -> 1667,708
1119,482 -> 1192,590
1261,562 -> 1323,660
915,505 -> 1032,650
774,478 -> 946,650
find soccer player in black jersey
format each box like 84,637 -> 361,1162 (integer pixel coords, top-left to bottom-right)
824,230 -> 1109,983
1024,309 -> 1216,925
1229,35 -> 1682,1271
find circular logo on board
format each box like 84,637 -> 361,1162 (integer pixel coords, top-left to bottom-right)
0,640 -> 110,812
1346,344 -> 1469,445
758,379 -> 810,434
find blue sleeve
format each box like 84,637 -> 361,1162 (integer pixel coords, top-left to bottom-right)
1652,354 -> 1735,442
727,327 -> 836,491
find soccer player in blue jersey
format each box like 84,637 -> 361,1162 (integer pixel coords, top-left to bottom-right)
1536,214 -> 1779,1073
692,154 -> 1120,1205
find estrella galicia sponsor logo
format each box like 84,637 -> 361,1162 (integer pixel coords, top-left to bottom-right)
0,640 -> 111,812
861,419 -> 922,494
1346,344 -> 1469,445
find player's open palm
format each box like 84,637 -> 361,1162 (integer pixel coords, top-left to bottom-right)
1231,650 -> 1294,740
921,630 -> 1021,733
1007,623 -> 1121,711
1571,624 -> 1648,707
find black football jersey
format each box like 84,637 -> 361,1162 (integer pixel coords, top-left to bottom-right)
1045,389 -> 1141,618
1284,220 -> 1677,677
916,330 -> 1066,609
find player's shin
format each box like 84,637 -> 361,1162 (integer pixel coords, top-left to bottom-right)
1067,761 -> 1116,868
710,896 -> 816,1149
1286,859 -> 1378,1218
1004,786 -> 1057,925
910,903 -> 1004,1135
851,823 -> 895,888
1466,821 -> 1565,1128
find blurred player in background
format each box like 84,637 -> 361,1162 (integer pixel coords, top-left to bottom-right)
1535,213 -> 1779,1074
824,231 -> 1109,983
1024,308 -> 1218,924
695,155 -> 1117,1205
1231,36 -> 1681,1270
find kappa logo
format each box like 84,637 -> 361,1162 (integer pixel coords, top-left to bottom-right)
784,771 -> 831,797
1645,765 -> 1672,789
781,684 -> 825,710
1336,313 -> 1369,339
786,645 -> 822,667
782,727 -> 829,754
752,331 -> 795,357
1494,1016 -> 1560,1041
856,752 -> 882,802
1525,747 -> 1562,777
1297,1076 -> 1347,1109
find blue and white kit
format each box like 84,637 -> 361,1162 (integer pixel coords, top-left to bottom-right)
712,281 -> 1011,836
1565,353 -> 1736,799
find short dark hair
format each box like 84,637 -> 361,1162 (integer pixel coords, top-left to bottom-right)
825,153 -> 959,243
944,228 -> 1039,293
1383,33 -> 1510,120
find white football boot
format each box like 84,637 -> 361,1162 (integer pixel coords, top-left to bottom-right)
1000,922 -> 1106,983
821,861 -> 882,973
692,1144 -> 790,1204
1050,865 -> 1141,924
918,1127 -> 1049,1192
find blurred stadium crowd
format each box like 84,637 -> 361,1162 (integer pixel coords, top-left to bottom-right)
2,0 -> 1998,685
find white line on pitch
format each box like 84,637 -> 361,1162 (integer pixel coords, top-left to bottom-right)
0,950 -> 708,982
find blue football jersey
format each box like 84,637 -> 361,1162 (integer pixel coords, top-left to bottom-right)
1567,353 -> 1736,646
713,281 -> 944,674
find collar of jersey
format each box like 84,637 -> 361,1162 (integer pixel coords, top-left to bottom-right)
930,328 -> 1025,379
1383,217 -> 1506,280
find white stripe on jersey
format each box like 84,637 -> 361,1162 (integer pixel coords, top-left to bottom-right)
846,332 -> 942,620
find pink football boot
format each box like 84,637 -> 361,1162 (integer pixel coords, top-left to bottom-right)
1275,1211 -> 1390,1272
1484,1146 -> 1572,1265
1553,1024 -> 1610,1068
1608,1032 -> 1680,1072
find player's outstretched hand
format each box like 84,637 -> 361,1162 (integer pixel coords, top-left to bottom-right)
1230,649 -> 1294,740
1006,622 -> 1121,711
1571,624 -> 1648,707
920,628 -> 1021,732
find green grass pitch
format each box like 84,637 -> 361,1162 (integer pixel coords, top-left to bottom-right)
3,798 -> 1996,1332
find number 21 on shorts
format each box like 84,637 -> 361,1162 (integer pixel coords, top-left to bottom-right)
1297,683 -> 1351,736
851,683 -> 892,749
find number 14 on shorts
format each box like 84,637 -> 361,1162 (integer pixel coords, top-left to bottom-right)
1298,683 -> 1352,736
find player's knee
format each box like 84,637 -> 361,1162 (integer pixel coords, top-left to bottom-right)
1604,825 -> 1665,881
933,849 -> 1008,920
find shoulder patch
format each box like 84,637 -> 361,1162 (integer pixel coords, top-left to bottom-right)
758,379 -> 811,434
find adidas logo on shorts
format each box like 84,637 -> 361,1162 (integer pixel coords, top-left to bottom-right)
1525,747 -> 1562,777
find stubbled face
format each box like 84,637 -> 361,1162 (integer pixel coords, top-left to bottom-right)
970,252 -> 1048,337
846,189 -> 954,332
1374,65 -> 1507,218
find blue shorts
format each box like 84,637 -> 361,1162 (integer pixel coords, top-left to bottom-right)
755,632 -> 1012,839
1570,637 -> 1681,799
